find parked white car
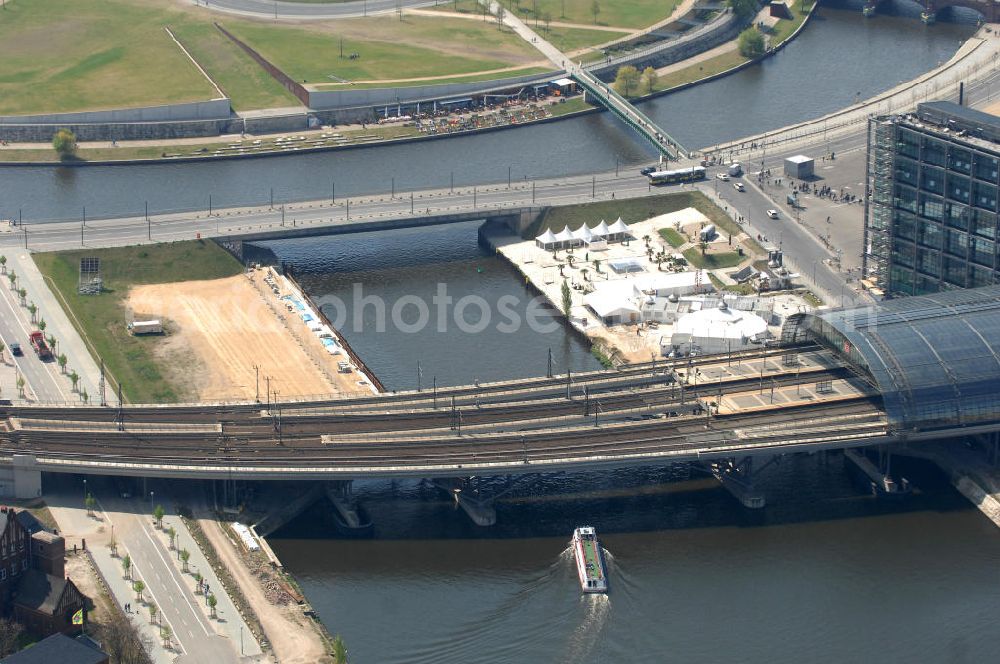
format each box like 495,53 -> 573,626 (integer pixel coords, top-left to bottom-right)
767,209 -> 780,219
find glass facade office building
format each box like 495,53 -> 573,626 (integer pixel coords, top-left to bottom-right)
864,101 -> 1000,296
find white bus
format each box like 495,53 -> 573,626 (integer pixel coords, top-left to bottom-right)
648,166 -> 706,185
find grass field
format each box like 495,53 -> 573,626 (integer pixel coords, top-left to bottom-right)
0,0 -> 218,115
225,16 -> 541,84
34,241 -> 243,403
437,0 -> 677,29
524,191 -> 734,238
169,23 -> 299,111
682,248 -> 743,269
541,26 -> 628,53
310,65 -> 552,90
659,227 -> 686,248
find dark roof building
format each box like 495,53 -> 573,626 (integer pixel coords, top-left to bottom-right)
0,632 -> 108,664
783,284 -> 1000,431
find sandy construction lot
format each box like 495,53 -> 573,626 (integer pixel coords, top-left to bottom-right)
128,273 -> 356,402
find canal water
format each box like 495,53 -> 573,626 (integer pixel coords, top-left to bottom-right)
0,1 -> 976,222
270,454 -> 1000,663
258,221 -> 602,389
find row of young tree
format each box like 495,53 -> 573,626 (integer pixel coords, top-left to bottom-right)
0,255 -> 87,400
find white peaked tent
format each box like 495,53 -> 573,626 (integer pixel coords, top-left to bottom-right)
607,217 -> 631,242
592,220 -> 611,238
573,225 -> 594,244
535,228 -> 558,249
553,226 -> 576,248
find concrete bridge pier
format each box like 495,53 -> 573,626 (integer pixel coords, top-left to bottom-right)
0,455 -> 43,500
709,456 -> 768,509
434,478 -> 497,527
843,447 -> 911,497
324,480 -> 372,532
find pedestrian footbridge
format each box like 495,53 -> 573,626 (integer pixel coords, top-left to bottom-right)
571,69 -> 688,160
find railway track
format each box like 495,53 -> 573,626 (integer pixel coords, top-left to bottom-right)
0,344 -> 821,423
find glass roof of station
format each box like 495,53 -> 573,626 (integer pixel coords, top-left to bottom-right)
795,286 -> 1000,431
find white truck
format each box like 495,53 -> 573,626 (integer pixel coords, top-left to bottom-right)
128,319 -> 163,335
728,162 -> 743,177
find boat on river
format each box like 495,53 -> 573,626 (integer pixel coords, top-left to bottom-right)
573,526 -> 608,593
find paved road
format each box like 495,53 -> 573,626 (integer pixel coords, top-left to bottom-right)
0,267 -> 71,403
48,474 -> 258,663
200,0 -> 437,19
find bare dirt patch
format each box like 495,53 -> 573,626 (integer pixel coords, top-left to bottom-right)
126,273 -> 354,402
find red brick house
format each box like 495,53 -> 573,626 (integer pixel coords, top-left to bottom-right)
0,507 -> 86,639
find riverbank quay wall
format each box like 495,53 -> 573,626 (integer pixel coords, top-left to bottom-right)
0,98 -> 234,142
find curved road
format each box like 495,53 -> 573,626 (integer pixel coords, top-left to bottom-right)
198,0 -> 438,20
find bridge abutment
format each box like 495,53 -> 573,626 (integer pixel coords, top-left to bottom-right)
709,457 -> 768,509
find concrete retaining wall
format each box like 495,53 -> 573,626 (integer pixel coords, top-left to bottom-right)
0,98 -> 232,125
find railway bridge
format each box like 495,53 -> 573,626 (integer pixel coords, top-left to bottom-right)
1,286 -> 1000,520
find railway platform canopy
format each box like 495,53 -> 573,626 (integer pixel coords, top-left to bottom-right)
783,285 -> 1000,432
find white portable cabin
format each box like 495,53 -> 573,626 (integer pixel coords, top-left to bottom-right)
128,320 -> 162,335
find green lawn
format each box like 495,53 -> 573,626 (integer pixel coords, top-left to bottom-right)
34,241 -> 243,404
225,16 -> 540,84
682,248 -> 744,269
659,227 -> 686,248
311,66 -> 553,90
437,0 -> 677,29
169,23 -> 299,111
0,0 -> 217,115
540,26 -> 628,53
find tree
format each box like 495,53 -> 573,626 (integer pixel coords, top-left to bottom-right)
27,302 -> 36,323
166,525 -> 176,550
52,128 -> 77,160
182,549 -> 191,574
590,0 -> 600,23
0,341 -> 4,363
81,388 -> 89,404
15,376 -> 24,398
0,255 -> 6,274
17,288 -> 25,306
561,280 -> 572,319
207,593 -> 218,618
85,492 -> 96,516
6,272 -> 14,290
699,239 -> 709,255
153,504 -> 165,529
333,635 -> 348,664
133,579 -> 145,603
593,258 -> 602,273
728,0 -> 758,19
542,11 -> 552,31
642,66 -> 658,95
57,353 -> 67,374
37,319 -> 46,333
46,334 -> 56,354
193,570 -> 202,590
69,370 -> 79,393
738,27 -> 765,58
148,602 -> 158,625
96,612 -> 153,664
160,625 -> 172,649
613,65 -> 640,97
0,617 -> 24,658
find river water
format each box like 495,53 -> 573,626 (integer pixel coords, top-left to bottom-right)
0,2 -> 975,223
270,455 -> 1000,663
261,221 -> 602,389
